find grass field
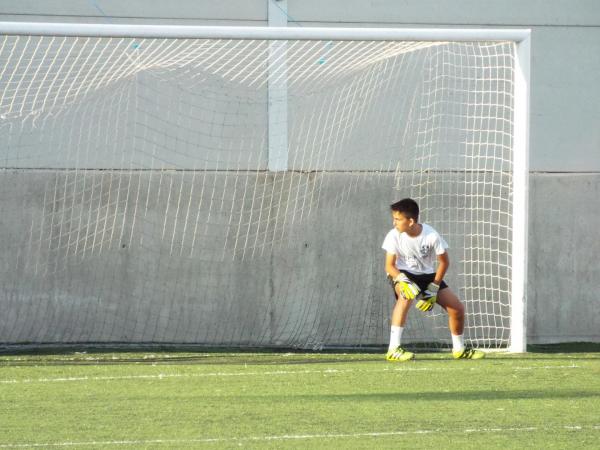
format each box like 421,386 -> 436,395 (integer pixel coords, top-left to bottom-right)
0,346 -> 599,449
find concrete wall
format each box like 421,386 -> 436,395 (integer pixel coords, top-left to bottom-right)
529,174 -> 600,343
0,0 -> 598,345
0,169 -> 512,348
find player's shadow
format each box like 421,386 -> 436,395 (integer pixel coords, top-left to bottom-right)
1,343 -> 598,366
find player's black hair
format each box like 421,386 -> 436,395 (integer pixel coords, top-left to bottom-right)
390,198 -> 419,221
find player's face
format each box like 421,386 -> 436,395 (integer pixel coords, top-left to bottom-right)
392,211 -> 414,233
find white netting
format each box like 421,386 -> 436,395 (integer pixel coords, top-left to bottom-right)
0,31 -> 515,349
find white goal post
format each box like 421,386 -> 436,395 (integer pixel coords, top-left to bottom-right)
0,23 -> 530,352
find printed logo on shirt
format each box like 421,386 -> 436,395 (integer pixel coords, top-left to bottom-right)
419,244 -> 430,257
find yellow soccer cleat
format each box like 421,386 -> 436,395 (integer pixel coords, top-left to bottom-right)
452,347 -> 485,360
386,347 -> 415,362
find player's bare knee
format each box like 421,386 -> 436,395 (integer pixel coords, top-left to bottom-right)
448,301 -> 465,318
395,297 -> 412,311
455,301 -> 465,317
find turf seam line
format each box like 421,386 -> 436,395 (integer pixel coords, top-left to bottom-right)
1,425 -> 599,448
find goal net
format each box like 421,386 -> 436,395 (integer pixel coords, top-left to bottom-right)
0,24 -> 529,351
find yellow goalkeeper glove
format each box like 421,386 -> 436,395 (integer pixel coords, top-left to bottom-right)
392,273 -> 421,301
415,282 -> 439,312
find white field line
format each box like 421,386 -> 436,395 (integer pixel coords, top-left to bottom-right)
0,425 -> 599,448
0,363 -> 583,385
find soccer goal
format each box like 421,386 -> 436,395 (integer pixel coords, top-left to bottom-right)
0,23 -> 530,352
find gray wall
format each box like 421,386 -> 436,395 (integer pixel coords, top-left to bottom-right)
0,0 -> 598,345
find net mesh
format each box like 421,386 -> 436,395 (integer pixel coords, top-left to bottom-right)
0,33 -> 515,349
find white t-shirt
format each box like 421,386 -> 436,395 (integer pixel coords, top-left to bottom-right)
381,223 -> 448,274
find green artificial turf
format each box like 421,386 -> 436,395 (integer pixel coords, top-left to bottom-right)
0,350 -> 598,449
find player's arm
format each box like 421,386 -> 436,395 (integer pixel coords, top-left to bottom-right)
433,251 -> 449,285
385,252 -> 420,300
385,252 -> 400,279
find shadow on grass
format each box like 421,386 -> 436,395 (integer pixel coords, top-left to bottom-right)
0,344 -> 381,366
0,342 -> 598,366
244,389 -> 600,403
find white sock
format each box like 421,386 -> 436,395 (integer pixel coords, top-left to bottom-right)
388,326 -> 404,351
452,334 -> 465,352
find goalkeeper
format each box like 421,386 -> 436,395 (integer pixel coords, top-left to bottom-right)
381,198 -> 484,361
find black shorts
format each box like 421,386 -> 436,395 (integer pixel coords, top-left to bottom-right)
389,271 -> 448,300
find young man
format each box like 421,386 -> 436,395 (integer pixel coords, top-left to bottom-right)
381,198 -> 484,361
